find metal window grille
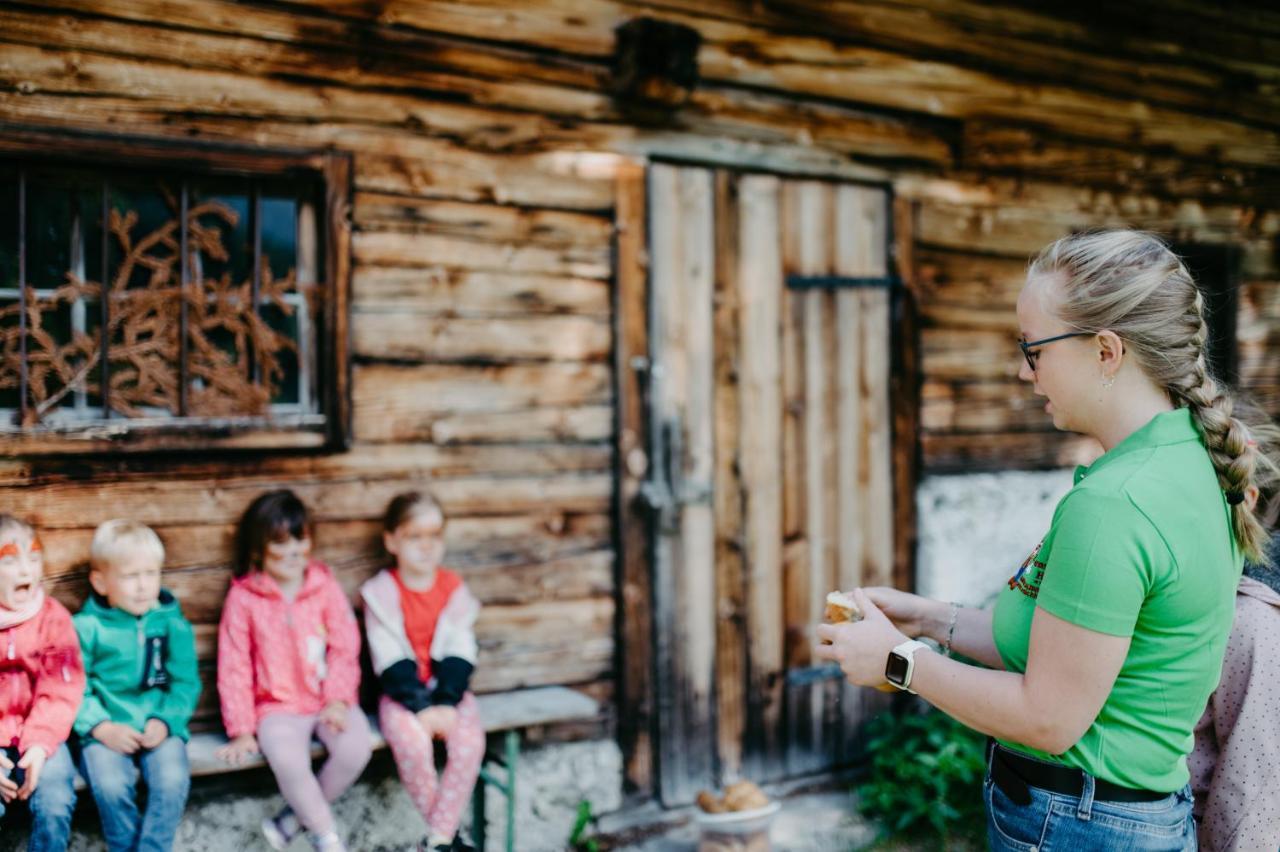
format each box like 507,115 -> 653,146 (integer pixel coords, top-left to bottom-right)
0,166 -> 320,429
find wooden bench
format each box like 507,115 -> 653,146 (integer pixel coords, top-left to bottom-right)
72,686 -> 599,852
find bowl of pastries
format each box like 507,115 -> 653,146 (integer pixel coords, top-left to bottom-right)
693,781 -> 780,852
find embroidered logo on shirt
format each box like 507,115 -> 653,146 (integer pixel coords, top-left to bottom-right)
1007,539 -> 1046,599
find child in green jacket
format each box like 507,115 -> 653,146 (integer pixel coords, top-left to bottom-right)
74,520 -> 201,852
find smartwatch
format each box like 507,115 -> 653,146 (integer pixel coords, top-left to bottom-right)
885,640 -> 928,694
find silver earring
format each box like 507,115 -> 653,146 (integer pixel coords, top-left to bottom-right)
1102,375 -> 1116,390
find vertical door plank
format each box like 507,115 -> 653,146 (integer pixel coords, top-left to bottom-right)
615,161 -> 655,795
736,173 -> 787,783
648,164 -> 718,804
712,170 -> 747,782
833,184 -> 896,759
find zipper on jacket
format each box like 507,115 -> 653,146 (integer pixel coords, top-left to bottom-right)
137,618 -> 146,685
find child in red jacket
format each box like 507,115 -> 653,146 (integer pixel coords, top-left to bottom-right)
0,513 -> 84,851
215,491 -> 371,852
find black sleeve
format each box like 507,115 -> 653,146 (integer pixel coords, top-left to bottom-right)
429,657 -> 475,707
379,659 -> 432,712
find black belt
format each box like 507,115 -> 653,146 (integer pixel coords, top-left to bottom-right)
988,740 -> 1169,805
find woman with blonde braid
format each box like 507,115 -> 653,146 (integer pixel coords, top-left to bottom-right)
816,230 -> 1277,849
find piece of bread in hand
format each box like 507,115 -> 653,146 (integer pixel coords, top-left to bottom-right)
824,590 -> 863,624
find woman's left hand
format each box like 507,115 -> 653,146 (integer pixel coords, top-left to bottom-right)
813,588 -> 911,689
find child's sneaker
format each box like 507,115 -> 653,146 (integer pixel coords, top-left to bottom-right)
309,831 -> 347,852
261,810 -> 302,850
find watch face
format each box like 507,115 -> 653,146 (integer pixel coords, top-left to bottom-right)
885,651 -> 910,686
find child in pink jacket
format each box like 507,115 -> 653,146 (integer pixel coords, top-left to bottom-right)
216,491 -> 371,852
0,514 -> 84,851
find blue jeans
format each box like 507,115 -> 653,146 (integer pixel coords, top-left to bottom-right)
985,754 -> 1197,851
79,736 -> 191,852
0,743 -> 78,851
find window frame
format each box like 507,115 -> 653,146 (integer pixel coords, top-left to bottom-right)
0,127 -> 352,454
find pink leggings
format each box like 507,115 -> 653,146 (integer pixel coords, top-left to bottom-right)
257,707 -> 373,835
379,694 -> 485,840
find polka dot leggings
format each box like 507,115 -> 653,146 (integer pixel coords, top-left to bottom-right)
379,693 -> 485,841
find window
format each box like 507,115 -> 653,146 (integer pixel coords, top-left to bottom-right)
0,129 -> 351,453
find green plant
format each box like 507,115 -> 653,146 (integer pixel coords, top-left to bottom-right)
568,799 -> 600,852
855,706 -> 986,844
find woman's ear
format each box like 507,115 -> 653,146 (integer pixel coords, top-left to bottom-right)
1096,330 -> 1125,377
382,531 -> 398,556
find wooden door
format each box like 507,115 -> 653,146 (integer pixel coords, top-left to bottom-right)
638,164 -> 900,804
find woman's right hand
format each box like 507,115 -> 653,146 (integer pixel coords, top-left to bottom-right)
861,587 -> 946,641
215,733 -> 260,765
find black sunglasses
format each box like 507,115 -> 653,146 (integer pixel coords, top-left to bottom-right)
1018,331 -> 1094,373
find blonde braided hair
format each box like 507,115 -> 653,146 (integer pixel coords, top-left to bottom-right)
1030,230 -> 1274,565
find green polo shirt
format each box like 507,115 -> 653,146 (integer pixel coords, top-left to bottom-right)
991,407 -> 1242,792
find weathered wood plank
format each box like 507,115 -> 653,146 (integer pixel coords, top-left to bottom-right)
711,169 -> 746,781
12,473 -> 613,530
781,180 -> 825,778
922,380 -> 1052,433
427,406 -> 613,445
353,194 -> 613,247
648,163 -> 718,804
352,362 -> 611,443
353,231 -> 611,279
613,160 -> 656,795
890,195 -> 921,592
353,267 -> 609,317
922,431 -> 1103,473
736,173 -> 786,782
352,311 -> 612,363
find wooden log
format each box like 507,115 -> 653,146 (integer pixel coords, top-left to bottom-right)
922,380 -> 1052,433
427,406 -> 613,445
352,362 -> 611,443
626,0 -> 1280,125
353,194 -> 613,248
352,311 -> 612,363
6,443 -> 610,491
613,160 -> 656,795
922,431 -> 1103,473
736,173 -> 786,782
353,266 -> 610,317
916,249 -> 1028,310
352,231 -> 611,280
711,169 -> 746,781
9,473 -> 613,530
923,327 -> 1024,381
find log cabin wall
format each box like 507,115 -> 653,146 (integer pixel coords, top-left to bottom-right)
1,0 -> 1277,794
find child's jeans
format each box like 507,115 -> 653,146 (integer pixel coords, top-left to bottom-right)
256,707 -> 372,836
79,736 -> 190,852
379,693 -> 485,842
0,743 -> 78,852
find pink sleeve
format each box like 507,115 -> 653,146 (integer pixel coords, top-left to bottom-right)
1197,597 -> 1280,851
321,574 -> 362,706
18,602 -> 85,756
217,587 -> 258,738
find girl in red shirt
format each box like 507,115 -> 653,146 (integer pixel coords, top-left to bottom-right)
361,492 -> 483,852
